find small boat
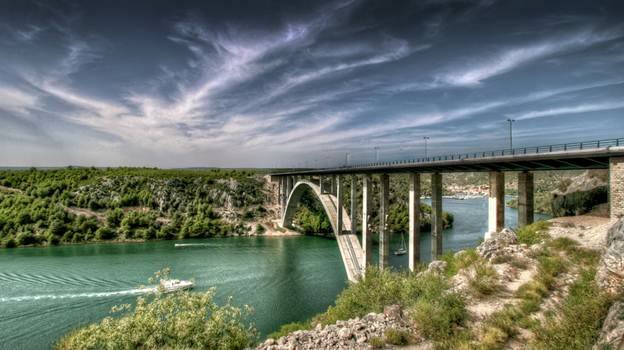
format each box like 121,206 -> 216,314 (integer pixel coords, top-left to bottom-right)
159,279 -> 194,293
393,233 -> 407,256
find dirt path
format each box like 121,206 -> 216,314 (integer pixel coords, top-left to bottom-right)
548,215 -> 611,250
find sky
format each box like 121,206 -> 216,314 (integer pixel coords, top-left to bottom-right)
1,0 -> 623,168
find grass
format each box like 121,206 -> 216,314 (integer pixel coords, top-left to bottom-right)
516,221 -> 551,245
268,321 -> 311,339
441,248 -> 480,277
468,260 -> 501,297
384,328 -> 411,345
369,336 -> 384,348
533,269 -> 612,349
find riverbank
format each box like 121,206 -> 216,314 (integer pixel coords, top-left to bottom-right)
261,214 -> 622,349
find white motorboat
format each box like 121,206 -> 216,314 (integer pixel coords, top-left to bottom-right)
159,279 -> 194,293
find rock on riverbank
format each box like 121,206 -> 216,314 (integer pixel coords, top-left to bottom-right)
256,305 -> 416,350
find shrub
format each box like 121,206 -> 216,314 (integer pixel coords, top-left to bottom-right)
468,261 -> 500,297
16,230 -> 37,246
516,221 -> 550,245
4,236 -> 17,248
384,328 -> 410,345
369,336 -> 384,348
255,223 -> 266,234
55,271 -> 257,350
532,269 -> 611,350
410,291 -> 467,342
268,321 -> 311,339
94,226 -> 116,240
441,249 -> 479,277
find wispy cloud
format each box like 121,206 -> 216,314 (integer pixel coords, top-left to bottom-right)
436,27 -> 624,86
511,100 -> 624,120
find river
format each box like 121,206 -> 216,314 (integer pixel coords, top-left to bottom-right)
0,197 -> 548,349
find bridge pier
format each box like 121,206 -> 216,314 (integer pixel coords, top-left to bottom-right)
362,175 -> 373,270
379,174 -> 390,269
488,171 -> 505,234
431,172 -> 443,258
336,175 -> 344,234
319,176 -> 327,194
281,177 -> 287,214
331,175 -> 337,195
611,157 -> 624,218
408,173 -> 421,271
517,171 -> 534,227
350,176 -> 357,234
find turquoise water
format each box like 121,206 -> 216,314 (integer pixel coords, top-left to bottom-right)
0,197 -> 548,349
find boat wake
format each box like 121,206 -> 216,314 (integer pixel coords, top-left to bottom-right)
0,287 -> 155,303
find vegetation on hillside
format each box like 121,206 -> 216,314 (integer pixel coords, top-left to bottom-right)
55,269 -> 257,350
270,221 -> 616,349
0,167 -> 268,248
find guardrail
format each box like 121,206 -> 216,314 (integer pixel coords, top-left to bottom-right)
342,137 -> 624,169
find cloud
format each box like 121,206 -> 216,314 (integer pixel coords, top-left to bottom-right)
436,27 -> 624,86
510,100 -> 624,120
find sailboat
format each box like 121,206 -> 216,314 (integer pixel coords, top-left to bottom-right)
393,233 -> 407,255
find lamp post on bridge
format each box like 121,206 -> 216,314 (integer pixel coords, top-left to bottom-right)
507,118 -> 515,150
423,136 -> 430,158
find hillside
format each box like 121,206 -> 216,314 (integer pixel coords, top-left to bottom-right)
0,168 -> 272,248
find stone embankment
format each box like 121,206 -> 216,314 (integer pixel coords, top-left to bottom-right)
257,305 -> 415,350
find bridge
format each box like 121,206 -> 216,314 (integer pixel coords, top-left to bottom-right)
271,138 -> 624,282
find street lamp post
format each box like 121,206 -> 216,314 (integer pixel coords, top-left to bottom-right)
423,136 -> 430,158
506,118 -> 515,149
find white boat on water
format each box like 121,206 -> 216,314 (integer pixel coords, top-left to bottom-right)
159,279 -> 194,293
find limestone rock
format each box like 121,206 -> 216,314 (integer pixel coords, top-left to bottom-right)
597,218 -> 624,295
383,304 -> 402,320
425,260 -> 447,275
478,228 -> 518,260
551,170 -> 608,217
593,301 -> 624,350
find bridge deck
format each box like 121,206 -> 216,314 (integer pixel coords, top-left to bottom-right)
272,141 -> 624,176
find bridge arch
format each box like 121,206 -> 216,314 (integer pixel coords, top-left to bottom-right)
280,180 -> 363,282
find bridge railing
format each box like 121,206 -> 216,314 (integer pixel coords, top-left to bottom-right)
344,137 -> 624,169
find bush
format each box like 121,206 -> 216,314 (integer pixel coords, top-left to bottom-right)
468,261 -> 500,297
4,236 -> 16,248
516,221 -> 550,245
384,328 -> 410,345
255,223 -> 266,235
268,321 -> 311,339
16,230 -> 37,246
369,336 -> 384,348
55,271 -> 257,350
94,226 -> 116,240
410,291 -> 467,342
532,269 -> 611,349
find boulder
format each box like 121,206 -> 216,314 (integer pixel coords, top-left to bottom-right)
425,260 -> 447,275
478,228 -> 518,260
593,301 -> 624,350
383,304 -> 402,320
551,170 -> 608,217
597,218 -> 624,295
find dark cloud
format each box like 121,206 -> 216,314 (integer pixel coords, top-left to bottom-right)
0,0 -> 623,167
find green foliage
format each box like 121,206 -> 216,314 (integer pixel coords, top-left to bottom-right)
0,168 -> 267,247
532,269 -> 611,350
369,336 -> 384,348
467,260 -> 500,297
516,221 -> 550,245
384,328 -> 410,345
441,248 -> 480,277
268,321 -> 311,339
55,271 -> 257,350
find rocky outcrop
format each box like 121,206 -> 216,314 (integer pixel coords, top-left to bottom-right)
256,306 -> 415,350
597,218 -> 624,295
478,228 -> 522,260
593,301 -> 624,350
551,170 -> 608,217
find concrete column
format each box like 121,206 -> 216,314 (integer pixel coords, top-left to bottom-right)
408,173 -> 421,271
611,157 -> 624,218
277,178 -> 281,206
431,173 -> 443,258
281,177 -> 287,215
350,176 -> 357,234
362,175 -> 373,269
517,171 -> 534,227
286,176 -> 293,196
488,171 -> 505,234
319,176 -> 326,194
331,175 -> 337,195
379,174 -> 390,269
336,175 -> 344,235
